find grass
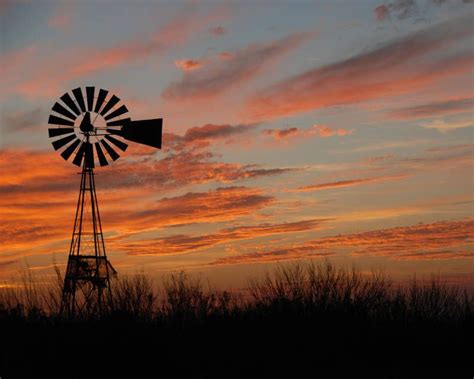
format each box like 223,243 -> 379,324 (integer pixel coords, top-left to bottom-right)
0,262 -> 473,378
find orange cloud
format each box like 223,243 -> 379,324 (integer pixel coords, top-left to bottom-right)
162,30 -> 314,101
296,174 -> 407,192
264,125 -> 353,140
116,218 -> 330,255
117,186 -> 274,230
246,16 -> 474,120
175,59 -> 203,71
211,219 -> 474,265
6,8 -> 228,98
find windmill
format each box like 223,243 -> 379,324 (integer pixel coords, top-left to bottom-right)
47,86 -> 162,316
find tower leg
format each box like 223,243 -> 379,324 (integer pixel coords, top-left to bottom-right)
60,162 -> 116,318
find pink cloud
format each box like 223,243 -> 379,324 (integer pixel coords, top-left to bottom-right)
374,5 -> 390,21
245,16 -> 474,121
4,7 -> 230,99
162,30 -> 314,101
48,1 -> 74,30
210,219 -> 474,265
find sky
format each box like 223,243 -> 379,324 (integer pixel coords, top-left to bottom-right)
0,0 -> 473,289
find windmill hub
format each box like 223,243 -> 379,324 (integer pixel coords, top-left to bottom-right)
79,112 -> 94,133
47,86 -> 163,316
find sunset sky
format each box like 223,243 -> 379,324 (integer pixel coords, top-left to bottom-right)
1,0 -> 473,289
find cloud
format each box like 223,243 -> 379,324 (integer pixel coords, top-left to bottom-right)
374,0 -> 474,23
263,125 -> 353,140
374,5 -> 390,21
1,145 -> 296,259
2,108 -> 45,133
209,26 -> 227,36
4,7 -> 228,98
162,31 -> 314,101
210,219 -> 474,265
117,218 -> 330,255
104,186 -> 275,234
246,16 -> 474,120
295,174 -> 407,192
0,154 -> 278,257
0,146 -> 294,199
388,97 -> 474,119
420,118 -> 474,132
48,1 -> 75,30
169,123 -> 259,150
374,0 -> 420,22
175,59 -> 203,71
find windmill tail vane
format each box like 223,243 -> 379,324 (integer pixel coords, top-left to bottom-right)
47,86 -> 163,317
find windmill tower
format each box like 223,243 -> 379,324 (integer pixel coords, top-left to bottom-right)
47,86 -> 163,316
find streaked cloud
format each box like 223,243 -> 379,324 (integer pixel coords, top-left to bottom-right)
162,31 -> 314,101
295,174 -> 407,192
2,108 -> 45,133
167,123 -> 259,150
211,219 -> 474,265
388,97 -> 474,119
5,8 -> 227,98
114,186 -> 275,231
116,218 -> 330,255
420,118 -> 474,132
246,16 -> 474,120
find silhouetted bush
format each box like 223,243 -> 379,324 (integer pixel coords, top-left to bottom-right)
1,261 -> 472,378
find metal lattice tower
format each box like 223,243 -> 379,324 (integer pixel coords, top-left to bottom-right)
47,86 -> 163,317
60,137 -> 115,316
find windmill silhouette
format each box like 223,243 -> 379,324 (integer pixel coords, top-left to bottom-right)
47,86 -> 162,316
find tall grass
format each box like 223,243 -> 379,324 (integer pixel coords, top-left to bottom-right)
1,261 -> 472,325
2,262 -> 473,378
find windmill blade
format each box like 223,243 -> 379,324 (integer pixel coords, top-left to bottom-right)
121,118 -> 163,149
86,87 -> 95,111
100,139 -> 120,161
72,142 -> 86,167
48,114 -> 75,126
104,134 -> 128,151
84,142 -> 94,169
52,134 -> 77,150
104,104 -> 128,121
100,95 -> 120,117
60,92 -> 81,116
72,87 -> 87,113
61,138 -> 81,161
95,142 -> 108,166
94,89 -> 108,113
48,128 -> 75,138
52,102 -> 76,121
106,117 -> 131,127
